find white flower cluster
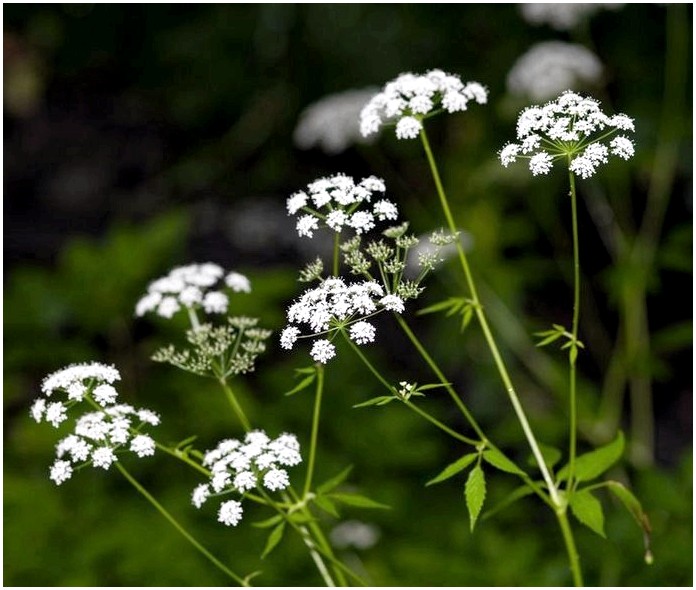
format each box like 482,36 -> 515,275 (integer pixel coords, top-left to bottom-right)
507,42 -> 604,101
31,362 -> 122,428
499,91 -> 635,178
288,174 -> 398,238
47,405 -> 160,485
135,263 -> 251,319
520,3 -> 624,31
293,88 -> 379,154
280,278 -> 405,363
192,431 -> 302,527
360,69 -> 488,140
31,362 -> 159,485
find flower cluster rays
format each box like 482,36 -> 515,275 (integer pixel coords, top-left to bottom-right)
360,69 -> 488,140
499,90 -> 635,178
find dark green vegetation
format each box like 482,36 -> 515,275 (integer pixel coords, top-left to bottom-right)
4,4 -> 692,586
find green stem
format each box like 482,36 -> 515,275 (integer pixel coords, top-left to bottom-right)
557,509 -> 584,587
419,126 -> 560,506
341,330 -> 477,446
303,365 -> 324,498
333,232 -> 341,276
220,379 -> 252,432
116,462 -> 248,586
567,170 -> 581,492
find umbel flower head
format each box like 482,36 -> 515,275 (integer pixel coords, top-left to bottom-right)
499,90 -> 635,178
280,277 -> 406,364
31,362 -> 122,428
293,87 -> 379,154
506,42 -> 604,102
192,430 -> 302,527
135,263 -> 251,320
287,174 -> 398,239
46,404 -> 160,485
360,69 -> 488,140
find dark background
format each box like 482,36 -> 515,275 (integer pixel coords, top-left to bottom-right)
4,4 -> 692,586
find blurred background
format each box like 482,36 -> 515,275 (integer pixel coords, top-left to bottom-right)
4,3 -> 692,586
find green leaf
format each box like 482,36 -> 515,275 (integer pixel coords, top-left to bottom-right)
482,449 -> 526,476
417,383 -> 452,392
604,480 -> 652,562
317,466 -> 353,495
526,443 -> 563,470
329,493 -> 390,509
460,305 -> 473,332
557,432 -> 625,482
569,489 -> 606,537
252,514 -> 284,529
352,395 -> 395,408
426,453 -> 478,486
260,522 -> 286,559
465,465 -> 486,532
284,373 -> 316,396
174,435 -> 198,451
535,332 -> 563,347
418,298 -> 462,316
313,495 -> 340,518
287,512 -> 317,525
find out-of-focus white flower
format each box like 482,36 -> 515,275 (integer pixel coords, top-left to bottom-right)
520,3 -> 625,31
287,174 -> 397,240
135,263 -> 251,320
360,69 -> 488,140
499,90 -> 635,178
193,431 -> 302,527
507,42 -> 604,101
330,520 -> 381,550
294,87 -> 379,154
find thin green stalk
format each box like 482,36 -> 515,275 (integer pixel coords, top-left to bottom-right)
303,364 -> 324,498
116,462 -> 248,586
341,330 -> 477,446
333,232 -> 341,276
567,170 -> 581,492
556,509 -> 584,587
220,378 -> 252,432
419,127 -> 560,506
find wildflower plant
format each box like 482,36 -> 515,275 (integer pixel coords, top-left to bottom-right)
30,63 -> 656,588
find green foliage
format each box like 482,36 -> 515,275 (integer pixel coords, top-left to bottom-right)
465,465 -> 487,532
426,453 -> 479,486
557,432 -> 625,483
569,489 -> 606,538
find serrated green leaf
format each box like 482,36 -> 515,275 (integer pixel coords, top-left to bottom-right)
527,443 -> 563,469
465,465 -> 486,532
352,395 -> 395,408
426,453 -> 478,486
260,522 -> 286,559
569,489 -> 606,537
482,449 -> 526,476
317,465 -> 353,495
557,432 -> 625,482
313,494 -> 341,518
252,514 -> 284,529
329,493 -> 390,509
284,374 -> 316,396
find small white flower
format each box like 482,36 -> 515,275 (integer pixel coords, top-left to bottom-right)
92,384 -> 118,406
499,143 -> 520,167
202,291 -> 229,314
179,286 -> 203,306
610,136 -> 635,159
349,321 -> 376,345
349,211 -> 376,234
326,210 -> 349,231
212,471 -> 232,493
30,399 -> 46,423
280,326 -> 301,350
529,152 -> 554,175
287,191 -> 308,214
263,468 -> 290,492
192,484 -> 210,509
41,362 -> 121,397
297,214 -> 320,238
50,460 -> 73,485
233,471 -> 257,493
45,402 -> 68,428
135,292 -> 162,317
395,116 -> 422,140
157,296 -> 181,318
310,339 -> 336,364
91,447 -> 117,470
380,294 -> 405,313
373,200 -> 399,221
130,435 -> 156,458
225,272 -> 251,293
218,500 -> 244,527
67,382 -> 86,401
